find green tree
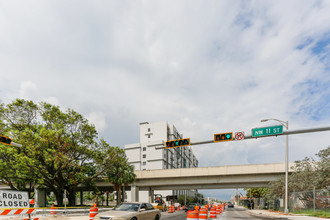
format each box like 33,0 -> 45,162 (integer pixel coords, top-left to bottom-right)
267,146 -> 330,207
244,188 -> 268,199
102,143 -> 136,204
177,195 -> 194,205
192,193 -> 205,204
0,99 -> 129,206
314,146 -> 330,188
0,99 -> 39,196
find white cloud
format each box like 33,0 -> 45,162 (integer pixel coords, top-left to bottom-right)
43,96 -> 60,106
19,81 -> 38,100
86,112 -> 107,133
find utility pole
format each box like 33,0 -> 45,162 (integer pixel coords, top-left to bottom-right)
261,119 -> 289,214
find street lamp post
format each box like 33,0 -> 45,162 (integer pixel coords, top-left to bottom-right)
261,118 -> 289,214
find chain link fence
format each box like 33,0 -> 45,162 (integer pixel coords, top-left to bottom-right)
289,188 -> 329,212
239,188 -> 329,213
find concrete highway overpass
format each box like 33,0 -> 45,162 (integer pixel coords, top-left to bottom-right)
96,162 -> 294,201
133,162 -> 294,190
1,163 -> 294,204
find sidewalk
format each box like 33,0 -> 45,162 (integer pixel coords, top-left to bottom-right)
242,206 -> 328,219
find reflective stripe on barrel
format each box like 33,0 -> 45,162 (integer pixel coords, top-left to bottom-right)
50,204 -> 56,215
216,205 -> 220,215
89,204 -> 98,220
199,208 -> 208,220
209,207 -> 216,218
187,210 -> 199,220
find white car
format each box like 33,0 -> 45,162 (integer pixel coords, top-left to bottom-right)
95,202 -> 161,220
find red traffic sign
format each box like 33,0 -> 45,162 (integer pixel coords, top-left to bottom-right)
235,132 -> 245,140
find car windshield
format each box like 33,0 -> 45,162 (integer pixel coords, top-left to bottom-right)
113,203 -> 140,212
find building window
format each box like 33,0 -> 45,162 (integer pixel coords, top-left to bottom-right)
148,128 -> 151,132
143,147 -> 146,151
143,154 -> 146,158
148,134 -> 151,138
143,162 -> 146,166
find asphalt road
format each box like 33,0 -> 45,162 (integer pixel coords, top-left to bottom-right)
160,207 -> 277,220
221,207 -> 263,219
161,210 -> 187,220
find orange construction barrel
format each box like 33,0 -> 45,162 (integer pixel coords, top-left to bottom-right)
168,205 -> 174,213
199,208 -> 208,220
50,204 -> 56,215
216,205 -> 220,215
89,204 -> 98,220
187,210 -> 199,220
209,207 -> 216,218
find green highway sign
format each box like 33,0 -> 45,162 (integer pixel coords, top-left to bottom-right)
252,125 -> 283,137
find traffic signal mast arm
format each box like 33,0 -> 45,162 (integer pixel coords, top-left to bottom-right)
192,125 -> 330,146
162,125 -> 330,148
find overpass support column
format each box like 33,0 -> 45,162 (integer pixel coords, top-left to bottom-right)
131,185 -> 139,202
34,188 -> 46,207
122,186 -> 126,202
80,190 -> 83,206
149,187 -> 154,203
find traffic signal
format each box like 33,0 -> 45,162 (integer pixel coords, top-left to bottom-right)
165,138 -> 190,149
0,135 -> 12,146
214,132 -> 233,142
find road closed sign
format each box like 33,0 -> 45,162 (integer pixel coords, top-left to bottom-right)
0,190 -> 29,208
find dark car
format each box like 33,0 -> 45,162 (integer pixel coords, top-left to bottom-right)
185,203 -> 201,212
227,202 -> 234,208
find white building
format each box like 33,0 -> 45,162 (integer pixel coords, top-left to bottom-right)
124,121 -> 199,203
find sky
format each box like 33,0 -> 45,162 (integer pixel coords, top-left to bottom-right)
1,0 -> 330,201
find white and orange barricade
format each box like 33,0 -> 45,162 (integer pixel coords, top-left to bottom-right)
209,207 -> 216,218
199,208 -> 208,220
177,205 -> 180,211
0,208 -> 35,216
187,210 -> 199,220
0,208 -> 38,220
168,205 -> 174,213
89,203 -> 98,220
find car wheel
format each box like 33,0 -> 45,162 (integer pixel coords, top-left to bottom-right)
154,214 -> 160,220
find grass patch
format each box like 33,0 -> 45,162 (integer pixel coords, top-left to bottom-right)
292,209 -> 330,218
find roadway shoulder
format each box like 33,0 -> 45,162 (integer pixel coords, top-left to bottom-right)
245,208 -> 326,220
